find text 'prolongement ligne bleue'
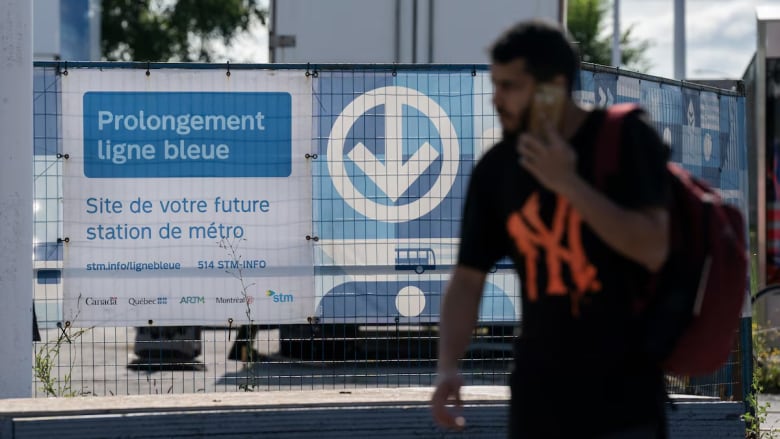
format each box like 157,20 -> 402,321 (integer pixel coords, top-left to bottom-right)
94,110 -> 267,165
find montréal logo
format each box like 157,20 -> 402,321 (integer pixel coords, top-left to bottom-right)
216,296 -> 254,305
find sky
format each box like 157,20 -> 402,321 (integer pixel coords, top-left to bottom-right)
620,0 -> 773,79
220,0 -> 775,81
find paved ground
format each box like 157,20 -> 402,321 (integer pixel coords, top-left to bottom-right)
758,394 -> 780,434
31,326 -> 780,434
31,327 -> 510,397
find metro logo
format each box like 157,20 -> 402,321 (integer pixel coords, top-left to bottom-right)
180,296 -> 205,304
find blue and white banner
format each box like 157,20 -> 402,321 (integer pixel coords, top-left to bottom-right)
312,69 -> 749,325
312,70 -> 517,324
62,70 -> 315,326
54,66 -> 748,327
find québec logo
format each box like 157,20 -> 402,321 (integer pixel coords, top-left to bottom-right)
180,296 -> 205,304
128,297 -> 168,306
266,289 -> 294,303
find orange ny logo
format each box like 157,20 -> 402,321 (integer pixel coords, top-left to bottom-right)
506,193 -> 601,316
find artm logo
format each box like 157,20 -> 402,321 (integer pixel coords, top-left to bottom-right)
85,296 -> 118,306
180,296 -> 205,304
266,289 -> 294,303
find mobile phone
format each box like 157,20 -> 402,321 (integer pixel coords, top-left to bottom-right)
529,84 -> 566,141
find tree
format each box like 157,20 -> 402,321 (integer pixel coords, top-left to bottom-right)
567,0 -> 652,72
101,0 -> 267,62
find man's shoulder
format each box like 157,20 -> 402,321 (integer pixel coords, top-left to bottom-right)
474,139 -> 514,173
588,105 -> 663,147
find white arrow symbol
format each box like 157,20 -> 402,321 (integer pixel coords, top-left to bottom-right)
327,86 -> 459,223
598,86 -> 614,107
347,95 -> 439,202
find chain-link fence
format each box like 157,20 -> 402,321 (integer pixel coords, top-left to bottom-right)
30,62 -> 749,400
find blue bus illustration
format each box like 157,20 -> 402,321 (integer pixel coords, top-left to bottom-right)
394,247 -> 436,274
489,256 -> 515,273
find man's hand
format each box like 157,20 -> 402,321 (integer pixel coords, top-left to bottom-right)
518,124 -> 670,271
431,371 -> 466,430
518,124 -> 581,197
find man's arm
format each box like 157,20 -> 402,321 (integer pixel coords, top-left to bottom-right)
436,265 -> 488,375
431,264 -> 487,429
559,179 -> 668,272
519,127 -> 669,272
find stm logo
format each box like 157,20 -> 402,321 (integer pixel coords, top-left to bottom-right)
180,296 -> 205,304
266,289 -> 294,303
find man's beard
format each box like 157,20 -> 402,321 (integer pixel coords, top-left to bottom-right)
501,110 -> 530,142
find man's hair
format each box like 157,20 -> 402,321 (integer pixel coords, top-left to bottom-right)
490,20 -> 580,94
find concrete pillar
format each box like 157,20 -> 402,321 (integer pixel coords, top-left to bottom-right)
674,0 -> 686,79
0,0 -> 34,398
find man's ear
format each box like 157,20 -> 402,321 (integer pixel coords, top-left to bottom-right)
550,74 -> 567,89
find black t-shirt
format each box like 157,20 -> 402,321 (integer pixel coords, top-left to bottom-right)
457,109 -> 670,436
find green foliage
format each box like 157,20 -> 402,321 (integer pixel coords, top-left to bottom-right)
219,238 -> 262,391
567,0 -> 651,71
33,321 -> 92,397
754,323 -> 780,389
747,316 -> 779,436
101,0 -> 267,62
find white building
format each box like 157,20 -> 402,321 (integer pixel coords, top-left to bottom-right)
269,0 -> 564,64
34,0 -> 101,61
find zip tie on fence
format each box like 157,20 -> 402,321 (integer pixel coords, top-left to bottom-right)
307,316 -> 319,341
145,62 -> 151,77
59,61 -> 68,76
471,66 -> 477,77
227,318 -> 234,341
226,61 -> 231,77
304,153 -> 318,160
57,237 -> 69,243
304,63 -> 318,78
57,321 -> 72,343
392,64 -> 397,77
56,153 -> 70,160
305,235 -> 319,242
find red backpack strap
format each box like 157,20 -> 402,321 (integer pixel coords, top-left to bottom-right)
594,103 -> 642,189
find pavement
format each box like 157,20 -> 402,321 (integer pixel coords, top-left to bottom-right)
29,326 -> 780,434
758,394 -> 780,434
31,327 -> 511,397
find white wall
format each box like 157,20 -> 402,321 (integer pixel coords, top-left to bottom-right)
430,0 -> 560,64
33,0 -> 60,60
271,0 -> 561,64
0,0 -> 34,398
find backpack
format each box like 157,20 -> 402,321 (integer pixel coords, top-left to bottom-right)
595,103 -> 748,377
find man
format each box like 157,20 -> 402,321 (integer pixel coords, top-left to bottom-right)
430,20 -> 670,438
